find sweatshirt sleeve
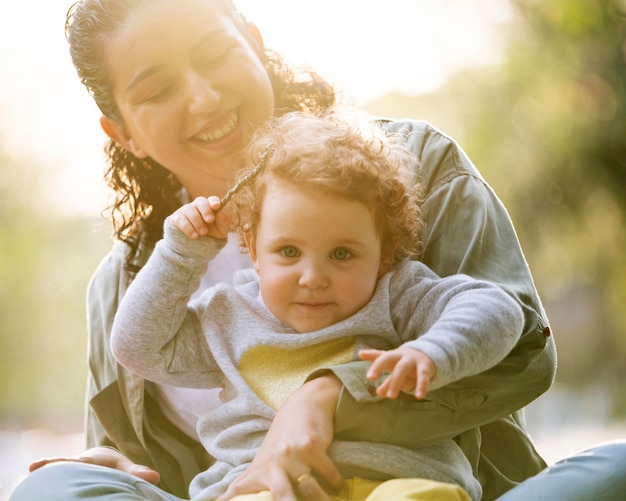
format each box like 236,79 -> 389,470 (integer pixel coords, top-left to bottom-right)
388,262 -> 524,390
110,218 -> 227,388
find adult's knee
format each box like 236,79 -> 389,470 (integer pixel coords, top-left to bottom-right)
497,439 -> 626,501
10,462 -> 87,501
9,461 -> 166,501
586,439 -> 626,482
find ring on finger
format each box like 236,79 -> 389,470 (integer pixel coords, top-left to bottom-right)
296,472 -> 313,485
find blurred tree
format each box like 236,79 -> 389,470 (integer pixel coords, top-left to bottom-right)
469,0 -> 626,414
0,149 -> 110,431
367,0 -> 626,416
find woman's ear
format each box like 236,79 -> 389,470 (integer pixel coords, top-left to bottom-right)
247,22 -> 265,53
243,231 -> 258,271
100,116 -> 148,158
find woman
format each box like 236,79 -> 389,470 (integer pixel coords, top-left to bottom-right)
10,0 -> 626,500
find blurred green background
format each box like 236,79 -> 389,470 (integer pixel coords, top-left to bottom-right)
1,0 -> 625,436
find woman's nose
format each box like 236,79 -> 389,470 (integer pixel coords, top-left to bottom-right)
185,72 -> 220,114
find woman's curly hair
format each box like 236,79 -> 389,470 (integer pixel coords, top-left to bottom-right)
230,109 -> 424,265
65,0 -> 336,273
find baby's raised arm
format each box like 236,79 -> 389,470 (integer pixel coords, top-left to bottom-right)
110,200 -> 230,389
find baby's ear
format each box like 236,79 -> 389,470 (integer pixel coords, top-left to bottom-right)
378,258 -> 392,278
243,231 -> 257,266
379,241 -> 398,277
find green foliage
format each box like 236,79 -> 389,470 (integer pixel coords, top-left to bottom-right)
0,153 -> 110,431
367,0 -> 626,416
467,0 -> 626,402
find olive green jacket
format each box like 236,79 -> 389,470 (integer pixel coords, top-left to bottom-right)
85,119 -> 556,500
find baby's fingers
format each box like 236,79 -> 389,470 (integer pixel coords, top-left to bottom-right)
358,349 -> 389,380
376,358 -> 414,399
171,196 -> 221,238
190,196 -> 222,227
413,357 -> 436,400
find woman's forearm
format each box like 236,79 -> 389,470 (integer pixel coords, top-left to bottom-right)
217,375 -> 344,501
320,330 -> 554,448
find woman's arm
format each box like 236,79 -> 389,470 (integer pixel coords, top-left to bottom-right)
84,244 -> 130,450
83,242 -> 211,497
217,375 -> 344,501
321,119 -> 555,447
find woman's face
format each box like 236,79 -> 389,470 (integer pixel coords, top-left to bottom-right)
102,0 -> 275,198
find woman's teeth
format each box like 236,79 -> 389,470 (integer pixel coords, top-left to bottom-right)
196,112 -> 238,143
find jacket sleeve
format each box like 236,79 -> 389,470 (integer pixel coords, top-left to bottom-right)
84,244 -> 127,450
85,240 -> 212,497
316,119 -> 556,446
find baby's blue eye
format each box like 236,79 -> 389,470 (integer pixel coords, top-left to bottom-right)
331,248 -> 352,260
280,246 -> 300,258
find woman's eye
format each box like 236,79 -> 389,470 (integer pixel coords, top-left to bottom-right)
198,47 -> 232,70
129,78 -> 175,105
280,246 -> 300,258
145,84 -> 174,102
331,248 -> 352,261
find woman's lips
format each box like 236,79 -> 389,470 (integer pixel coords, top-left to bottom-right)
193,110 -> 239,144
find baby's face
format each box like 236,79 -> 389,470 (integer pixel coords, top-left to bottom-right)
246,180 -> 384,333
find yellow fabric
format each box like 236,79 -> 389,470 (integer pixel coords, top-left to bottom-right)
238,337 -> 355,409
231,477 -> 471,501
364,478 -> 471,500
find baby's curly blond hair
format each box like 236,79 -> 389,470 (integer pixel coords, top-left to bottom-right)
230,109 -> 424,265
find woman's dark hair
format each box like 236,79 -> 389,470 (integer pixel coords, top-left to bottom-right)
65,0 -> 336,273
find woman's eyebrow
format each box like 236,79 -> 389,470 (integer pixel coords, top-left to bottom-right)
125,65 -> 167,94
125,30 -> 230,94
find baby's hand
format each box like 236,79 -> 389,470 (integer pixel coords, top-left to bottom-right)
170,196 -> 230,240
359,347 -> 436,400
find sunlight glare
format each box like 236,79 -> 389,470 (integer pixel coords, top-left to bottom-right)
0,0 -> 511,217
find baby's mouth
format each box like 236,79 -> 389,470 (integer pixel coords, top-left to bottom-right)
194,111 -> 239,143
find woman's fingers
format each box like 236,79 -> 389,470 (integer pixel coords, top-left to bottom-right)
217,468 -> 299,501
218,376 -> 344,500
28,447 -> 161,485
295,472 -> 333,501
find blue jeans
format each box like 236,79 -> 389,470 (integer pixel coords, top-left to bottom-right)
9,441 -> 626,501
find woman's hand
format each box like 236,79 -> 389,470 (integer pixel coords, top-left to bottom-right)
28,446 -> 160,485
217,375 -> 344,501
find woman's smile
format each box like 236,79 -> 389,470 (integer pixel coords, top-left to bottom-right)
104,0 -> 275,198
191,109 -> 239,144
